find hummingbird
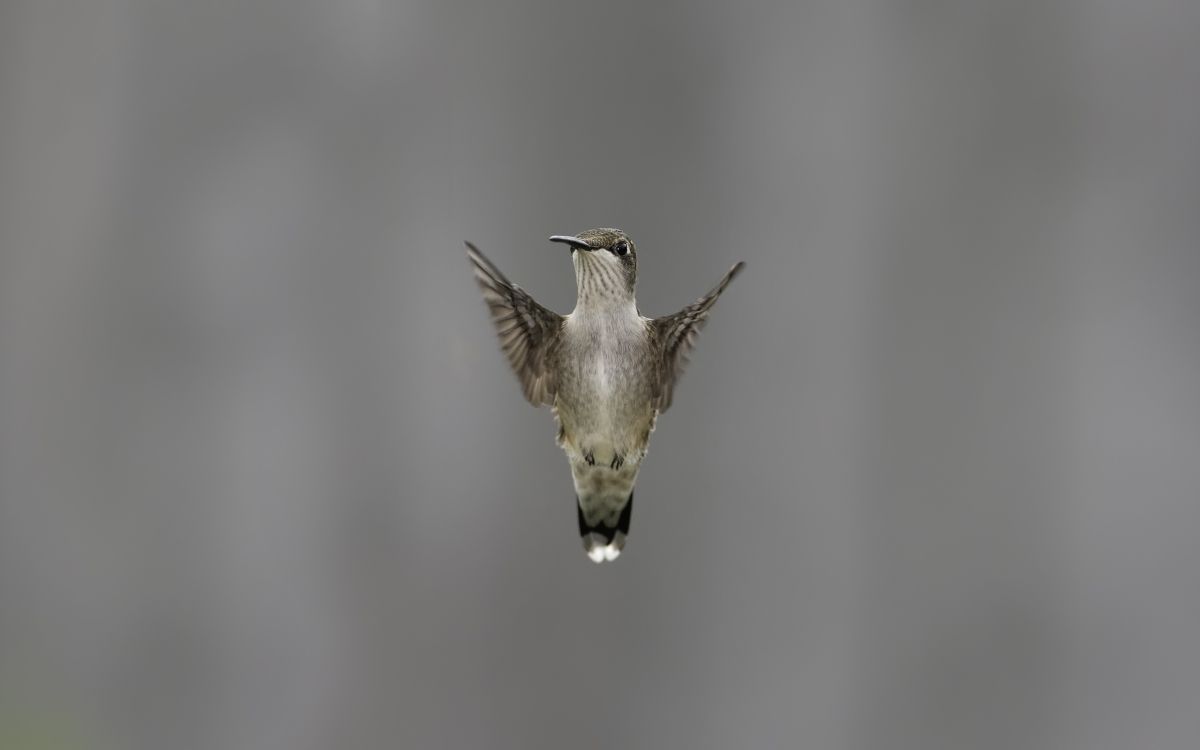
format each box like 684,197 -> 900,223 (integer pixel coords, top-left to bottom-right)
466,228 -> 744,562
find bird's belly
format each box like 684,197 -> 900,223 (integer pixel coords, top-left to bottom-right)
554,365 -> 655,467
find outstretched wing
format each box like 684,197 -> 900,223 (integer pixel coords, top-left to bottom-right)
652,261 -> 745,413
466,242 -> 564,406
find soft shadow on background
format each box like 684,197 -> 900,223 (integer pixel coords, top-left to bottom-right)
2,2 -> 1198,749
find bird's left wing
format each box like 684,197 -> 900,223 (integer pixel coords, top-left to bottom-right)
466,242 -> 564,406
651,261 -> 745,413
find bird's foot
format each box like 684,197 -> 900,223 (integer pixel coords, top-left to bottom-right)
610,454 -> 625,470
584,451 -> 595,466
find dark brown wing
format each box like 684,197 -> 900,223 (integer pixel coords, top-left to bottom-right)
466,242 -> 563,406
652,261 -> 745,413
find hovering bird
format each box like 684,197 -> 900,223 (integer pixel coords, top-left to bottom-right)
466,229 -> 744,562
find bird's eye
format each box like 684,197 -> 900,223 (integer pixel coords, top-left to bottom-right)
612,241 -> 630,256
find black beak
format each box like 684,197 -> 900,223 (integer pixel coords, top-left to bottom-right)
549,235 -> 593,251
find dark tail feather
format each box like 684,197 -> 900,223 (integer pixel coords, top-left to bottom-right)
577,491 -> 633,563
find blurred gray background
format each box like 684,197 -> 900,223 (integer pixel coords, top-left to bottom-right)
2,2 -> 1199,749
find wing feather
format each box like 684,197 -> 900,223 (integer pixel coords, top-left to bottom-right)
466,242 -> 563,405
652,261 -> 745,412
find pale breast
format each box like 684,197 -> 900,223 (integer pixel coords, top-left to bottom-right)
554,311 -> 656,464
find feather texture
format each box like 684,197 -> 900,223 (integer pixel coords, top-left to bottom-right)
466,242 -> 564,406
652,261 -> 746,412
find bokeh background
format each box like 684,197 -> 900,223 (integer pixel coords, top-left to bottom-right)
2,2 -> 1199,749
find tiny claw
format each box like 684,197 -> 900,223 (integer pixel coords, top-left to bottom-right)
584,451 -> 595,466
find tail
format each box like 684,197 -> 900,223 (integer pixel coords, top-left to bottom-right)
577,490 -> 633,563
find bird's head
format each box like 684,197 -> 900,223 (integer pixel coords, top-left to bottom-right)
550,228 -> 638,307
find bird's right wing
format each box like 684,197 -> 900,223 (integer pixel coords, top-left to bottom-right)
651,261 -> 745,413
466,242 -> 564,406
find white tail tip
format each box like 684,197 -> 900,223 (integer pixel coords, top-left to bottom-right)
582,532 -> 626,563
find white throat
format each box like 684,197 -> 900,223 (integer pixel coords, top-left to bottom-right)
571,253 -> 637,316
